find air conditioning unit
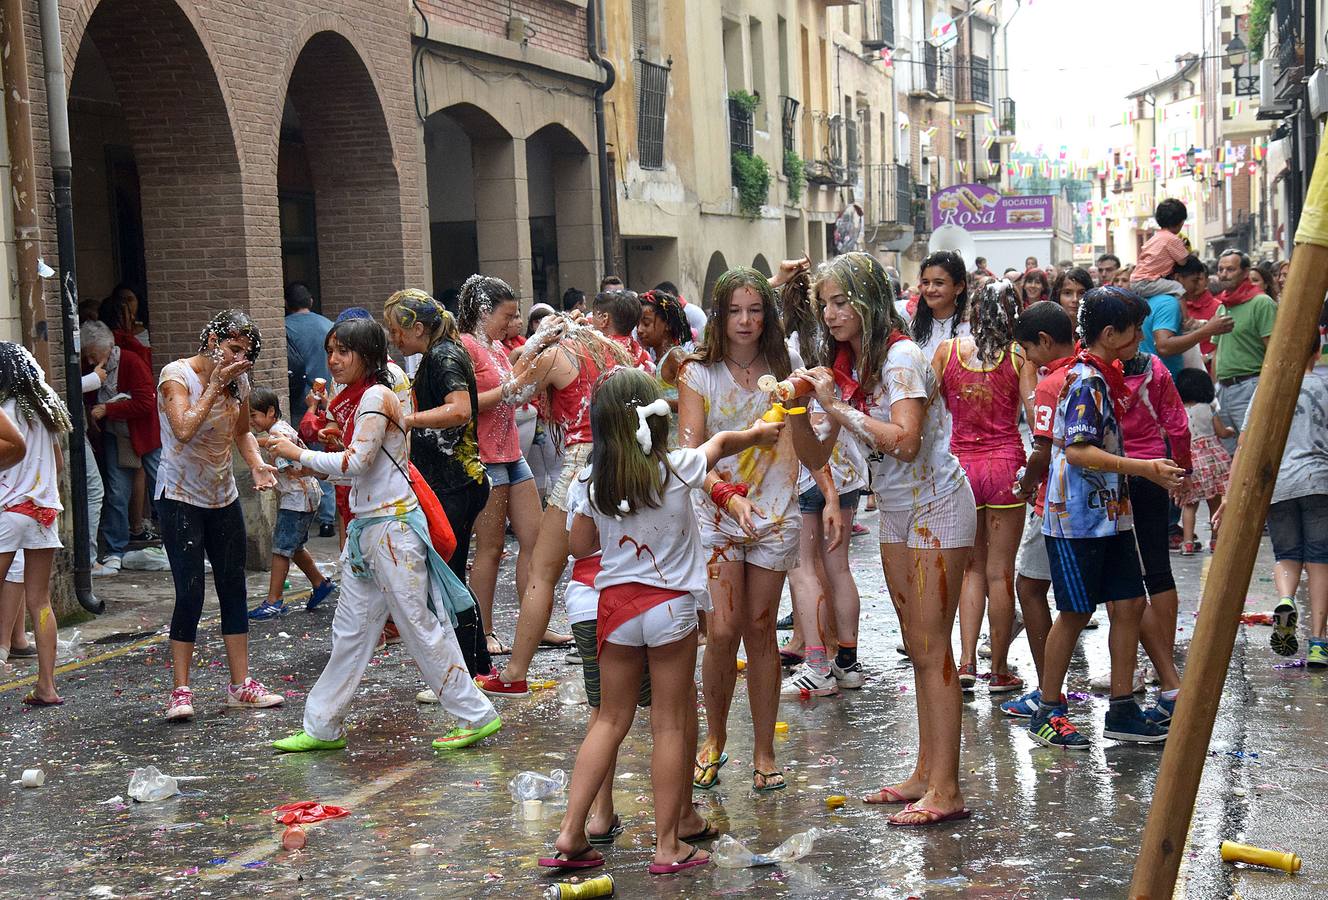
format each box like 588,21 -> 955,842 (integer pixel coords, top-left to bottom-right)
1258,58 -> 1294,119
1308,67 -> 1328,119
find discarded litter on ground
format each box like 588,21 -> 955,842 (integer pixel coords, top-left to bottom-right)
712,828 -> 826,868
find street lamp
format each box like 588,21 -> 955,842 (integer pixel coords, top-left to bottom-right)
1226,36 -> 1260,97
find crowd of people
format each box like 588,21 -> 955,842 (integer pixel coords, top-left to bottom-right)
1,194 -> 1325,876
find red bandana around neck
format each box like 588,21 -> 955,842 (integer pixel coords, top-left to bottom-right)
1075,350 -> 1129,423
831,331 -> 909,411
1218,279 -> 1262,308
328,378 -> 376,445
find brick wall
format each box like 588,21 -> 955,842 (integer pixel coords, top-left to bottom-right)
417,0 -> 588,60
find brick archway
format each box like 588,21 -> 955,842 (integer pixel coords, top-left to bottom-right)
67,0 -> 249,369
279,31 -> 406,320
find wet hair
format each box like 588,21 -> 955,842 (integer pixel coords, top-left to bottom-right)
384,288 -> 460,349
250,386 -> 281,418
1174,254 -> 1206,277
1155,198 -> 1188,229
640,289 -> 691,347
780,269 -> 829,368
914,251 -> 969,345
1174,368 -> 1215,405
336,307 -> 372,323
592,290 -> 643,336
586,367 -> 676,516
285,282 -> 314,313
599,275 -> 624,292
1013,300 -> 1074,348
198,309 -> 262,396
813,251 -> 907,395
325,317 -> 392,388
1253,262 -> 1280,302
1079,286 -> 1150,345
1096,253 -> 1121,269
1020,268 -> 1050,307
562,287 -> 586,312
81,320 -> 116,354
457,275 -> 517,334
0,341 -> 71,434
689,266 -> 791,380
970,279 -> 1022,365
1219,249 -> 1251,270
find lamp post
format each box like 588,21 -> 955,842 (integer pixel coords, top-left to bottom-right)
1226,36 -> 1260,96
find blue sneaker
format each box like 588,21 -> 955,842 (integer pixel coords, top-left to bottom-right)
1142,693 -> 1176,728
1001,688 -> 1042,719
1028,703 -> 1091,750
248,600 -> 286,620
307,579 -> 338,611
1103,701 -> 1168,743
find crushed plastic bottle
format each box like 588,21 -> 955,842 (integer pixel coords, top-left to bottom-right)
556,678 -> 588,706
54,629 -> 82,663
127,765 -> 179,802
712,828 -> 826,868
507,769 -> 568,802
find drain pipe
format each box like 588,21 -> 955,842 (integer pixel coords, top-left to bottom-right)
39,0 -> 102,614
585,0 -> 617,272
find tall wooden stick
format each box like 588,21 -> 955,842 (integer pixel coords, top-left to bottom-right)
1129,142 -> 1328,898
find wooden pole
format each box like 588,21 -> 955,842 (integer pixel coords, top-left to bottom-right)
1129,141 -> 1328,898
1,0 -> 52,375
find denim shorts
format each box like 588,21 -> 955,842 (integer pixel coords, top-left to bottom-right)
484,456 -> 534,489
797,486 -> 863,515
272,508 -> 315,558
1267,494 -> 1328,564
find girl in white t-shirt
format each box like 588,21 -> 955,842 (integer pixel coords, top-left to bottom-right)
0,343 -> 72,706
543,367 -> 780,875
910,250 -> 973,361
795,252 -> 975,828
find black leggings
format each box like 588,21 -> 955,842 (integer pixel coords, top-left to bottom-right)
158,497 -> 249,642
440,478 -> 491,677
1127,475 -> 1177,596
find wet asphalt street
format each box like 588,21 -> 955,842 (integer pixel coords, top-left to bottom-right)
0,511 -> 1324,899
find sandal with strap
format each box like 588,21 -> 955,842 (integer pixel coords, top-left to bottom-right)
587,815 -> 624,845
648,846 -> 711,875
752,769 -> 787,793
537,846 -> 604,870
692,750 -> 728,790
863,785 -> 915,805
887,801 -> 972,827
485,632 -> 512,656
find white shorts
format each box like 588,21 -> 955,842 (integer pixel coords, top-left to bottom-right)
877,482 -> 977,549
606,591 -> 701,647
1015,510 -> 1051,581
548,443 -> 592,512
564,580 -> 598,627
0,511 -> 62,555
4,549 -> 23,583
700,519 -> 802,572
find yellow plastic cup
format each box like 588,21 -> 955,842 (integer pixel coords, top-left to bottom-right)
774,721 -> 789,734
1219,840 -> 1301,873
825,795 -> 847,809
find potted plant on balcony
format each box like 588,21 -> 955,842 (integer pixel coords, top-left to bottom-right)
732,150 -> 771,219
784,151 -> 805,205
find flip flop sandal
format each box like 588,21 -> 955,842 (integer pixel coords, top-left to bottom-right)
752,769 -> 787,793
692,751 -> 729,790
886,802 -> 972,827
1271,601 -> 1299,657
537,847 -> 604,870
539,635 -> 574,649
679,822 -> 721,842
648,847 -> 710,875
863,785 -> 914,805
22,694 -> 64,707
485,632 -> 513,656
587,815 -> 624,845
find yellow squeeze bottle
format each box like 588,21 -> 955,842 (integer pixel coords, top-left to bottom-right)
1219,840 -> 1301,873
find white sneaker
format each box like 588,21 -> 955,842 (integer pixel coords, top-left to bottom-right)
978,637 -> 992,659
1089,668 -> 1146,694
166,686 -> 194,721
91,561 -> 118,577
781,663 -> 839,696
226,676 -> 284,708
99,555 -> 123,574
831,661 -> 865,690
415,688 -> 439,704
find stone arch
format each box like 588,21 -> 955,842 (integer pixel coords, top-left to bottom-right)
703,252 -> 729,310
527,123 -> 598,305
751,254 -> 773,277
278,30 -> 406,320
67,0 -> 248,368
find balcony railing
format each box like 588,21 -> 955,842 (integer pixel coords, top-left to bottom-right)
867,163 -> 912,227
845,118 -> 860,185
911,43 -> 953,99
728,96 -> 754,159
997,97 -> 1016,136
804,112 -> 847,186
636,58 -> 670,170
862,0 -> 896,49
1275,0 -> 1303,89
955,53 -> 990,106
780,95 -> 799,157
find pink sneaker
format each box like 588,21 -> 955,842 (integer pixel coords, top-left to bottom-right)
166,686 -> 195,721
226,676 -> 284,708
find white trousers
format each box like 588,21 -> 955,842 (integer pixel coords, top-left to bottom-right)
303,519 -> 495,741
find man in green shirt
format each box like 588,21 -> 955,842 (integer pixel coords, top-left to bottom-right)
1212,249 -> 1277,451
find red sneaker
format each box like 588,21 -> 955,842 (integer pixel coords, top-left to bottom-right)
475,672 -> 530,698
1179,541 -> 1200,556
987,672 -> 1024,694
382,621 -> 402,645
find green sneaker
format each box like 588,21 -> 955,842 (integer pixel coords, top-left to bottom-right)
273,730 -> 347,753
432,715 -> 502,750
1308,639 -> 1328,669
1271,598 -> 1299,657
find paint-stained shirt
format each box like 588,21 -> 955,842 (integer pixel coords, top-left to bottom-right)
0,399 -> 62,512
155,360 -> 246,509
1042,362 -> 1133,539
410,339 -> 486,494
299,384 -> 416,517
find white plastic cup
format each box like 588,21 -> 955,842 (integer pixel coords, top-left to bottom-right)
522,799 -> 543,820
21,768 -> 44,788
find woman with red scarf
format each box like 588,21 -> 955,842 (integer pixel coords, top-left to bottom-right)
794,252 -> 975,827
266,317 -> 500,754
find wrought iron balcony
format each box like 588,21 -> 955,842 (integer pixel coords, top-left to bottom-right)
728,97 -> 754,159
909,43 -> 953,100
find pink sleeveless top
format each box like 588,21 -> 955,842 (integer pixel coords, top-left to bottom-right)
940,340 -> 1024,458
551,343 -> 603,448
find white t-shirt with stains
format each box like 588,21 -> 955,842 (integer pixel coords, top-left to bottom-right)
266,419 -> 323,513
679,360 -> 801,546
155,360 -> 246,509
298,384 -> 416,518
574,448 -> 710,600
863,339 -> 966,511
0,399 -> 62,511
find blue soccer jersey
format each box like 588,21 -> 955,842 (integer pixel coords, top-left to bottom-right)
1042,362 -> 1133,539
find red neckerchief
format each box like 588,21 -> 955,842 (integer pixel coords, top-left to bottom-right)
597,583 -> 686,657
1075,350 -> 1129,423
832,332 -> 909,411
1042,355 -> 1075,376
1217,279 -> 1261,308
328,377 -> 375,445
4,499 -> 57,528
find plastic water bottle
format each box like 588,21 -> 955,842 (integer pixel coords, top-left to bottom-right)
712,828 -> 825,868
127,765 -> 179,802
556,679 -> 588,706
507,769 -> 568,802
